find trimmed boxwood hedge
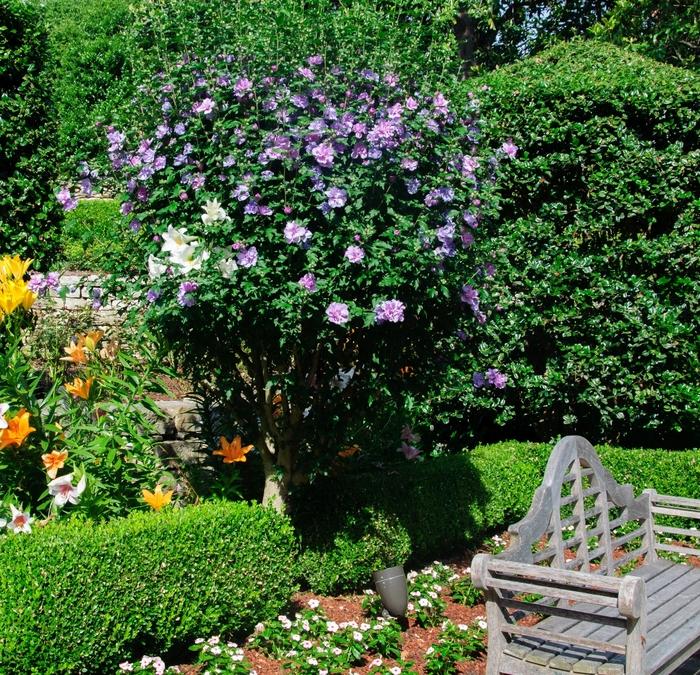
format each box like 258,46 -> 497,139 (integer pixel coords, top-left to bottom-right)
428,40 -> 700,449
0,501 -> 298,674
295,441 -> 700,593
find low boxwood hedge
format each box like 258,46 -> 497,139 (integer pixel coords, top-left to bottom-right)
0,501 -> 298,674
295,441 -> 700,593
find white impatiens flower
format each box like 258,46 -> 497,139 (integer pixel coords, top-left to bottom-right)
7,504 -> 32,533
478,618 -> 488,630
201,199 -> 229,226
218,257 -> 238,279
48,473 -> 86,507
148,254 -> 168,279
0,516 -> 5,528
307,598 -> 320,609
0,402 -> 10,429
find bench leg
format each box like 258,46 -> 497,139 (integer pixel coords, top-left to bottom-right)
625,614 -> 647,673
485,588 -> 507,675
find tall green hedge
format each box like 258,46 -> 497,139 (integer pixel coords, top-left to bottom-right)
295,441 -> 700,593
0,0 -> 62,267
431,40 -> 699,448
0,501 -> 298,674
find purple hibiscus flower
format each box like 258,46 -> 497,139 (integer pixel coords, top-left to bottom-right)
374,299 -> 406,323
501,140 -> 518,159
236,246 -> 258,268
325,187 -> 348,208
326,302 -> 350,325
344,245 -> 365,264
177,281 -> 198,307
486,368 -> 507,389
311,142 -> 335,167
284,221 -> 312,245
298,273 -> 317,293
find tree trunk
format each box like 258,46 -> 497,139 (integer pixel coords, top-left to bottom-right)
259,430 -> 294,514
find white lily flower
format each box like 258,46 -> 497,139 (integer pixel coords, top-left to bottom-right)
218,257 -> 238,279
0,402 -> 9,429
160,225 -> 198,256
148,254 -> 168,279
48,473 -> 86,507
169,246 -> 209,274
201,199 -> 229,226
7,504 -> 32,533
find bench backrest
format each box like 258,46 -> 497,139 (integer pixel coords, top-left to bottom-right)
500,436 -> 656,575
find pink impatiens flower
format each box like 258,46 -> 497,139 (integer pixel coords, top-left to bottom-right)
344,246 -> 365,263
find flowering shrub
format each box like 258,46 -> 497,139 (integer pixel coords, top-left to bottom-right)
65,54 -> 509,510
0,257 -> 171,527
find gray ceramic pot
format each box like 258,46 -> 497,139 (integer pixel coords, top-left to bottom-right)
372,565 -> 408,618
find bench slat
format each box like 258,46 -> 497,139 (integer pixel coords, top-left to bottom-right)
500,623 -> 626,655
655,542 -> 700,557
651,505 -> 700,520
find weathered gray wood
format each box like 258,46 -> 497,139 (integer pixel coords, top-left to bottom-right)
475,436 -> 700,674
655,542 -> 700,556
651,494 -> 700,510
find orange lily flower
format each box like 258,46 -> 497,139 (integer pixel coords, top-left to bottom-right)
213,435 -> 254,463
142,484 -> 173,511
42,450 -> 69,479
65,377 -> 94,399
61,339 -> 89,364
0,409 -> 36,450
338,445 -> 360,458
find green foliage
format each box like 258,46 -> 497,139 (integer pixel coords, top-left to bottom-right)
591,0 -> 700,70
59,198 -> 130,272
127,0 -> 460,88
424,619 -> 486,674
0,0 -> 62,267
299,507 -> 412,594
295,440 -> 700,593
450,576 -> 483,607
429,40 -> 700,447
0,501 -> 298,674
38,0 -> 137,173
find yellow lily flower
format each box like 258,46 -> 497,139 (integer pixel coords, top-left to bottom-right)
213,435 -> 254,463
142,484 -> 173,511
0,255 -> 32,281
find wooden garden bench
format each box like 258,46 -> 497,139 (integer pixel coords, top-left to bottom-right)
472,435 -> 700,674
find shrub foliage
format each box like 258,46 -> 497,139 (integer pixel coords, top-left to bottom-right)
0,0 -> 62,267
429,41 -> 700,448
0,501 -> 298,674
295,440 -> 700,593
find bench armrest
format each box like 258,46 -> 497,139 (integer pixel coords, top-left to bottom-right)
472,554 -> 645,619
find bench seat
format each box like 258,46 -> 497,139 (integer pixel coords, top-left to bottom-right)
502,560 -> 700,674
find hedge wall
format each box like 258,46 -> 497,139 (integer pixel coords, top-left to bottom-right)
431,40 -> 700,448
0,501 -> 298,674
0,0 -> 62,267
295,441 -> 700,593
